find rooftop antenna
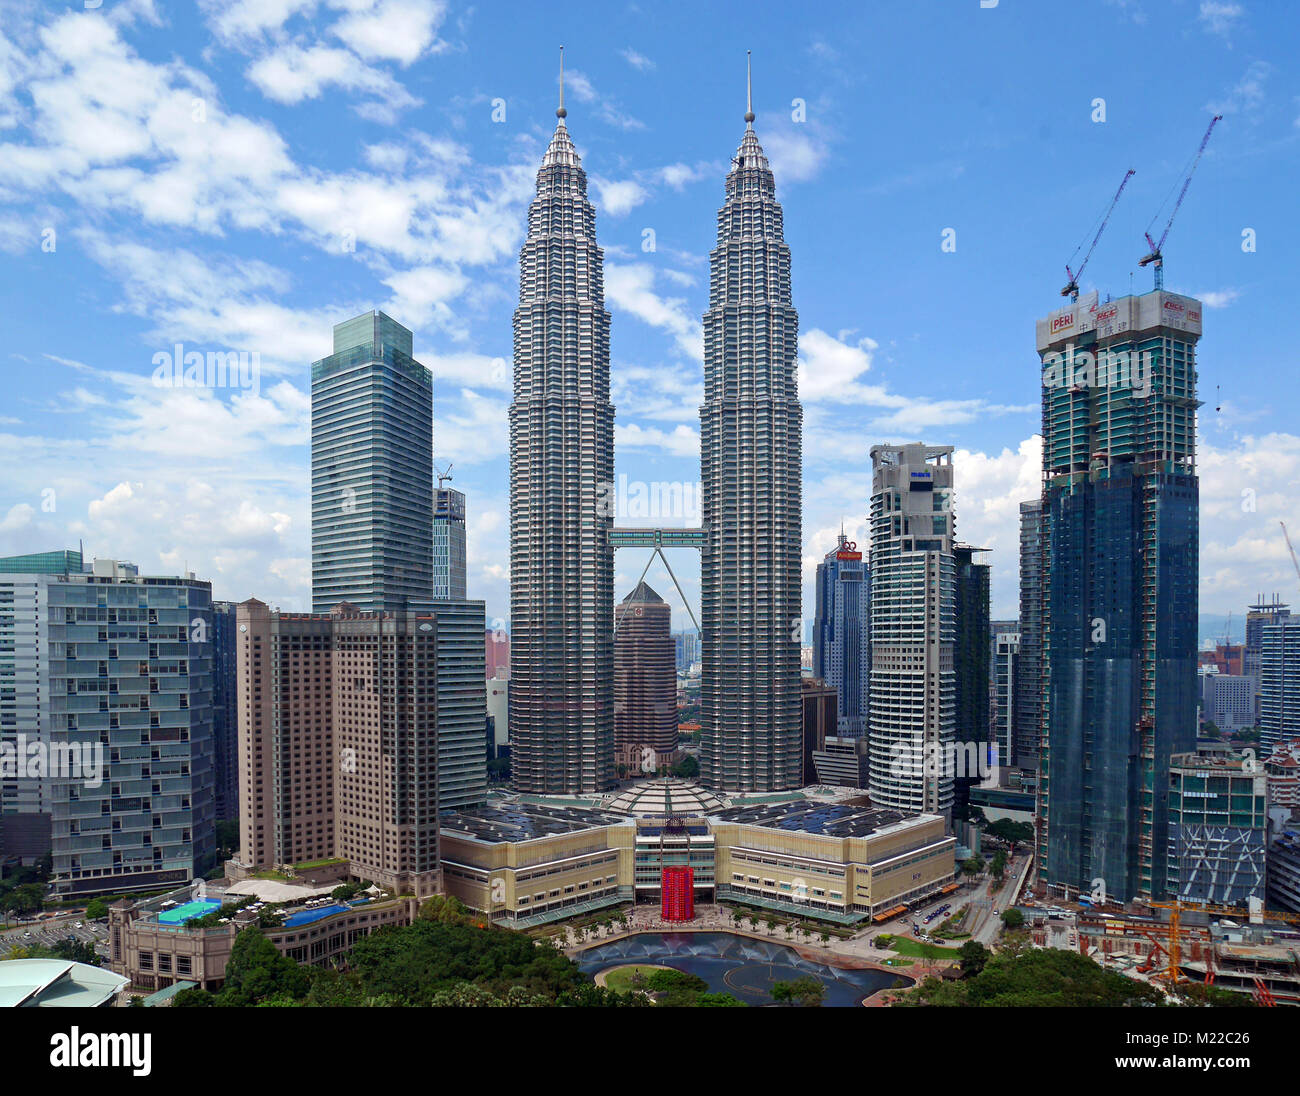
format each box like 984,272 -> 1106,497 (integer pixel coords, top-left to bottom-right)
557,45 -> 566,121
745,50 -> 754,125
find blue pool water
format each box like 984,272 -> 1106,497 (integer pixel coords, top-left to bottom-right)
157,898 -> 221,924
282,903 -> 350,928
576,931 -> 909,1007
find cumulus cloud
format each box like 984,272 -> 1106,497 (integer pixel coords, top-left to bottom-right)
616,422 -> 700,459
605,263 -> 703,361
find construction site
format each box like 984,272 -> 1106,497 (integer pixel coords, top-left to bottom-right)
1020,890 -> 1300,1006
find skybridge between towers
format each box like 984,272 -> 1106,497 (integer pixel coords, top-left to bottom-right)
609,527 -> 704,633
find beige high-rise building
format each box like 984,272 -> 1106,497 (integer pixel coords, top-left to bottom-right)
237,600 -> 335,872
237,599 -> 485,898
330,608 -> 444,897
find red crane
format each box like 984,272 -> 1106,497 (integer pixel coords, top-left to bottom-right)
1062,168 -> 1135,301
1139,115 -> 1222,290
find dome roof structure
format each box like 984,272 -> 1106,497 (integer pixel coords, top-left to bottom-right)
605,778 -> 727,818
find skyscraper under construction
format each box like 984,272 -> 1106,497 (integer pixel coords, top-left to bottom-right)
1036,289 -> 1202,900
508,58 -> 616,794
699,61 -> 803,792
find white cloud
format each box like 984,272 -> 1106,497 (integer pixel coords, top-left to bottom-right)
564,68 -> 644,131
330,0 -> 449,65
433,388 -> 509,464
592,177 -> 649,218
605,263 -> 703,361
1210,60 -> 1270,115
621,48 -> 655,72
760,124 -> 830,184
798,328 -> 878,401
1197,288 -> 1240,308
200,0 -> 320,42
1199,1 -> 1244,38
382,264 -> 469,330
247,44 -> 420,118
616,422 -> 700,459
0,502 -> 34,533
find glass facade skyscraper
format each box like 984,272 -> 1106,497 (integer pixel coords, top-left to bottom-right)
1037,289 -> 1202,900
433,486 -> 467,600
211,600 -> 238,823
46,560 -> 215,896
699,86 -> 804,793
508,89 -> 616,794
812,533 -> 869,738
867,444 -> 956,815
953,544 -> 991,816
1260,619 -> 1300,757
311,311 -> 434,612
1014,499 -> 1043,771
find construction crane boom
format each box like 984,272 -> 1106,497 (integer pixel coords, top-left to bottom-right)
1139,115 -> 1222,289
1062,168 -> 1135,301
1282,521 -> 1300,599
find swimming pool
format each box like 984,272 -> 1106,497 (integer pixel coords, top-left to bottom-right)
157,899 -> 221,924
576,932 -> 908,1007
281,903 -> 350,928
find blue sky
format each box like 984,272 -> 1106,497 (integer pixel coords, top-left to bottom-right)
1,0 -> 1298,635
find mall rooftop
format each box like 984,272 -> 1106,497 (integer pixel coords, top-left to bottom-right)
711,800 -> 912,838
440,803 -> 631,844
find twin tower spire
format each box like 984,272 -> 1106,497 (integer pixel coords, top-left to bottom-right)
552,46 -> 756,125
512,48 -> 801,796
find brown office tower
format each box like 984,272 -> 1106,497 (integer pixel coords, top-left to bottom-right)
237,600 -> 336,872
614,583 -> 678,770
237,600 -> 485,898
330,607 -> 446,898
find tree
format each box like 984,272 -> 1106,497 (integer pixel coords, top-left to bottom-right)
961,857 -> 982,879
3,882 -> 44,918
772,976 -> 825,1007
219,926 -> 311,1007
958,940 -> 990,978
417,894 -> 473,924
215,819 -> 239,857
671,754 -> 700,779
84,898 -> 110,921
900,947 -> 1174,1008
764,916 -> 778,936
1000,907 -> 1025,930
171,986 -> 216,1007
986,819 -> 1034,848
819,931 -> 830,947
990,850 -> 1007,881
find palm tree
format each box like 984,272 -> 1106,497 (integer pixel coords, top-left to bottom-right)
819,931 -> 830,948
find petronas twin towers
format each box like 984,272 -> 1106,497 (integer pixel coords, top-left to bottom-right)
510,55 -> 802,794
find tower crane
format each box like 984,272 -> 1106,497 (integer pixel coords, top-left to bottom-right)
436,462 -> 454,490
1062,168 -> 1135,301
1281,521 -> 1300,600
1139,115 -> 1222,290
1145,897 -> 1300,986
